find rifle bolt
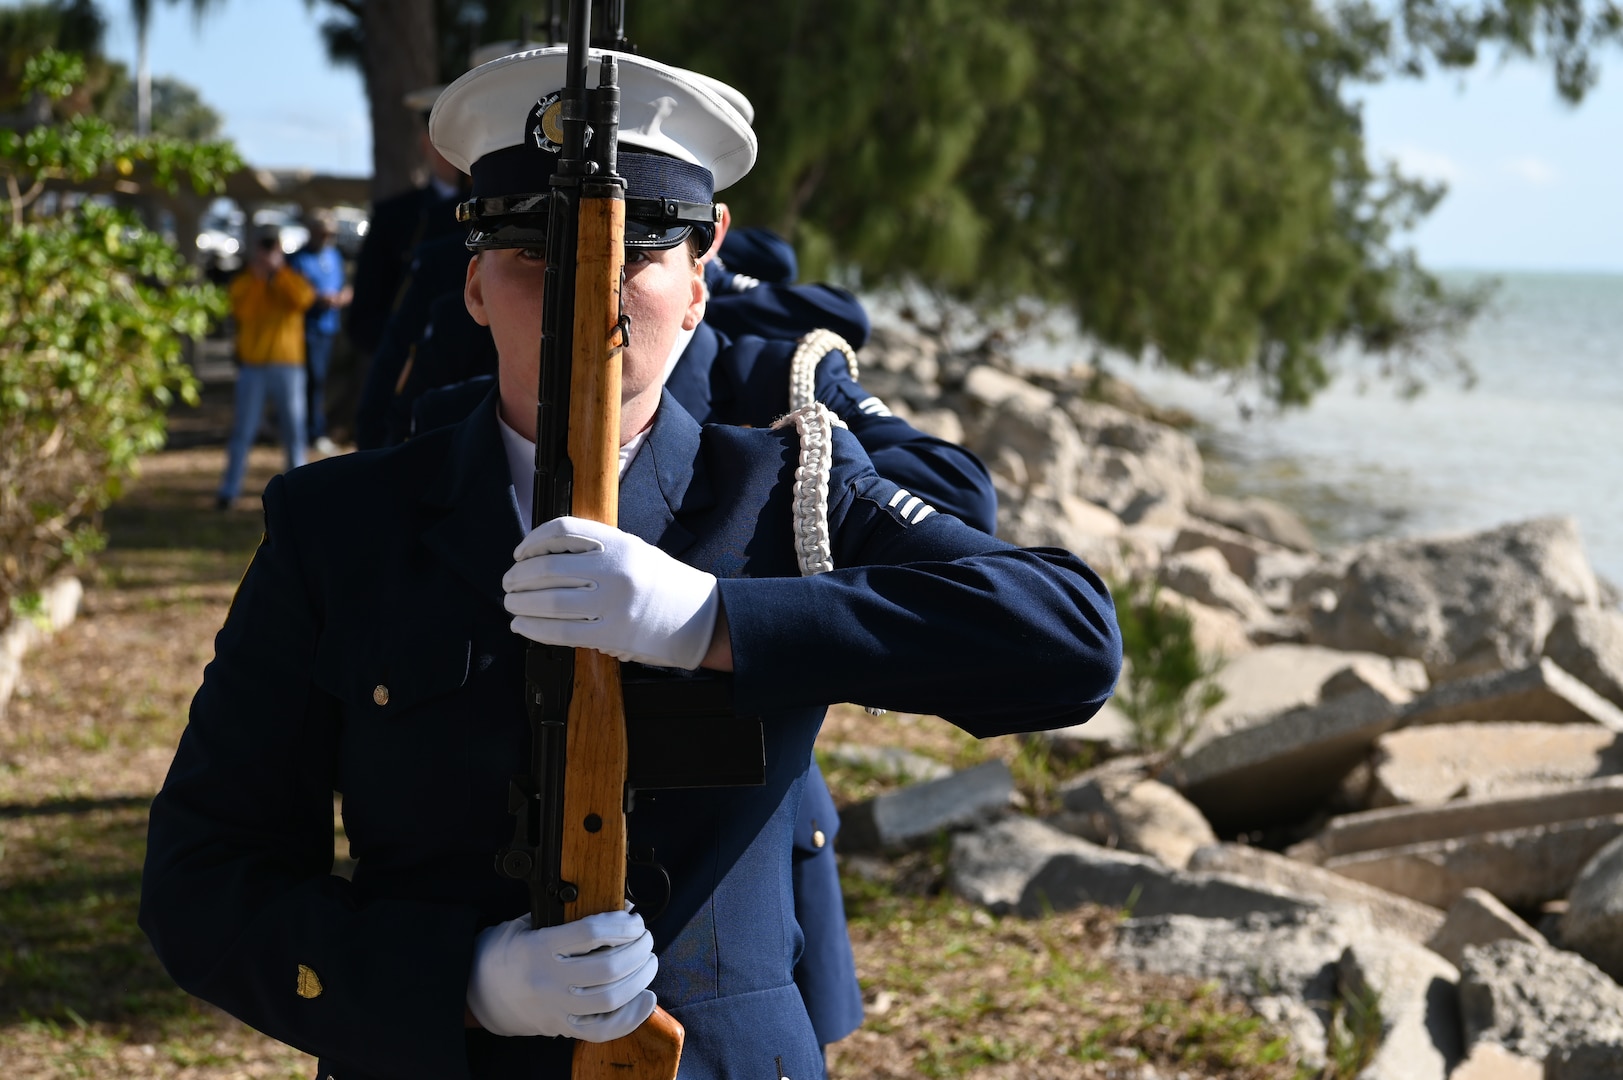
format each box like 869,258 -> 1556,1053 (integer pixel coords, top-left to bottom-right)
558,883 -> 579,903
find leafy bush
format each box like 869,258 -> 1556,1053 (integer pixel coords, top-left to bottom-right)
0,50 -> 239,628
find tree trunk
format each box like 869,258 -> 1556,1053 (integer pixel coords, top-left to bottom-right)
361,0 -> 437,202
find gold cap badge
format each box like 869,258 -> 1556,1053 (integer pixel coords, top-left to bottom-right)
373,684 -> 389,706
296,964 -> 323,999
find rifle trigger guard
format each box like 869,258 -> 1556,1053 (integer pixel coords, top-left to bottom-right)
626,845 -> 672,923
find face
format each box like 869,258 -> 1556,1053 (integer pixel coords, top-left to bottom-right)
465,242 -> 706,444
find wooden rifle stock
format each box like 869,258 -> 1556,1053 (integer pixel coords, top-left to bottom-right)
562,189 -> 684,1080
550,14 -> 682,1077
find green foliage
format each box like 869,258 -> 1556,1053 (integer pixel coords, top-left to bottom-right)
1324,981 -> 1385,1077
630,0 -> 1616,405
0,49 -> 238,628
1112,578 -> 1226,758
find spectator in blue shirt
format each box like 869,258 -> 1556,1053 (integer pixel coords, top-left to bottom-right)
289,210 -> 352,455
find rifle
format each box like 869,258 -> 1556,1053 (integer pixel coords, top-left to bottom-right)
494,2 -> 684,1075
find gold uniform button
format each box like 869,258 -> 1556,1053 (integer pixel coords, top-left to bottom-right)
372,684 -> 389,706
297,964 -> 324,999
811,829 -> 826,850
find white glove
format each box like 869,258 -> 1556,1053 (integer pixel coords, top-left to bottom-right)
466,909 -> 658,1041
503,516 -> 721,671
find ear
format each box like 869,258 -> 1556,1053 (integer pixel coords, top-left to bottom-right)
464,252 -> 490,326
699,202 -> 731,266
681,252 -> 707,331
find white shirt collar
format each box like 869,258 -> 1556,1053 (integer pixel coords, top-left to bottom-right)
500,325 -> 694,528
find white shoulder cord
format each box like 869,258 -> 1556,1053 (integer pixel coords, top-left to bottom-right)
788,329 -> 859,414
771,385 -> 888,717
770,401 -> 846,577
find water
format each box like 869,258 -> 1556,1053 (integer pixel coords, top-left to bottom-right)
1012,271 -> 1623,585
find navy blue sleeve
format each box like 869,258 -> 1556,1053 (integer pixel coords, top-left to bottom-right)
813,351 -> 999,533
704,282 -> 872,349
717,226 -> 798,284
718,428 -> 1120,735
139,475 -> 482,1079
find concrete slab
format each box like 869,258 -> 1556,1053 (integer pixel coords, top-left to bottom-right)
1370,722 -> 1620,807
1189,843 -> 1444,942
839,760 -> 1013,852
1425,888 -> 1547,968
1400,659 -> 1623,733
1322,814 -> 1623,910
949,815 -> 1316,920
1295,777 -> 1623,861
1175,686 -> 1402,834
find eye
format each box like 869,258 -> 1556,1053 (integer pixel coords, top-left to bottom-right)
516,247 -> 547,263
624,249 -> 651,266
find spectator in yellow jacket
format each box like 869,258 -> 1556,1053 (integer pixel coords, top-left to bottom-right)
217,225 -> 317,510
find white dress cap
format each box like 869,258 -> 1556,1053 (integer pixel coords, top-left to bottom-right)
429,47 -> 757,193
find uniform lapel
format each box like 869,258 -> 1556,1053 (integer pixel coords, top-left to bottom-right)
619,390 -> 714,559
419,389 -> 524,611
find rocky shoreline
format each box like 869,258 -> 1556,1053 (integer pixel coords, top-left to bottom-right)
844,324 -> 1623,1079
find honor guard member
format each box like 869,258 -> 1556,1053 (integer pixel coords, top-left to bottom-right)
387,70 -> 990,1053
142,48 -> 1122,1080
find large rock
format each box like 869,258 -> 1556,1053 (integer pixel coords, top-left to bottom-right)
1370,723 -> 1621,808
1053,769 -> 1216,869
1295,778 -> 1623,863
948,815 -> 1315,920
1542,607 -> 1623,709
839,760 -> 1013,852
1171,517 -> 1291,586
1111,906 -> 1378,1069
1190,491 -> 1319,553
1155,590 -> 1254,659
1398,660 -> 1623,734
1559,832 -> 1623,981
1189,843 -> 1444,942
852,324 -> 943,405
1063,399 -> 1206,518
1323,814 -> 1623,910
1025,700 -> 1139,760
1424,888 -> 1547,968
959,367 -> 1088,506
1200,644 -> 1428,739
1456,940 -> 1623,1064
1158,546 -> 1275,625
1175,686 -> 1403,834
1545,1034 -> 1623,1080
1338,937 -> 1463,1080
1306,517 -> 1602,683
1447,1042 -> 1541,1080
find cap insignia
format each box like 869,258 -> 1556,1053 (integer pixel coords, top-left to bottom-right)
528,91 -> 566,154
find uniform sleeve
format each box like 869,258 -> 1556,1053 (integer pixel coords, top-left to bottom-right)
139,475 -> 483,1079
717,428 -> 1120,735
813,350 -> 1000,533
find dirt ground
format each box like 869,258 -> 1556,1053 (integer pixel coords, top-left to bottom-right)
0,373 -> 1311,1079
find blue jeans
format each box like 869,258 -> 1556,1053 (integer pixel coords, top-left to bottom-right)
219,363 -> 307,501
305,329 -> 337,442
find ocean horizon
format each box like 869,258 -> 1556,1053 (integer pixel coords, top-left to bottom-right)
1008,269 -> 1623,589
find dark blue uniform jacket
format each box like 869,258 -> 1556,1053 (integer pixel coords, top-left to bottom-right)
668,323 -> 997,533
140,389 -> 1119,1079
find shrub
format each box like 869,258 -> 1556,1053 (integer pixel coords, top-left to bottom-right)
0,50 -> 239,629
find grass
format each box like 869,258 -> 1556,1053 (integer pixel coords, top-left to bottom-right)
0,387 -> 1321,1078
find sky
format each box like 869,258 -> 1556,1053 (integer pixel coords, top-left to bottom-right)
60,0 -> 1623,273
